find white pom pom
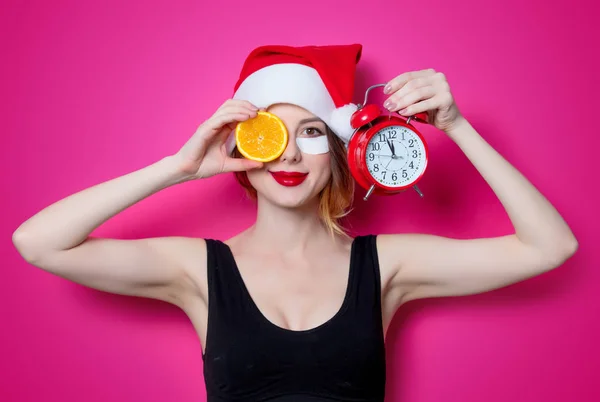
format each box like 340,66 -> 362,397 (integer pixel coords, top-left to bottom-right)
328,103 -> 358,143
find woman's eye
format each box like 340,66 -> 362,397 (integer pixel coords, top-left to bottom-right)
302,127 -> 324,136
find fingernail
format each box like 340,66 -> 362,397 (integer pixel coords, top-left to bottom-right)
384,100 -> 395,110
384,84 -> 392,94
398,108 -> 408,115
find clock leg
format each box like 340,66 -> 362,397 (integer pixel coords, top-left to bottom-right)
413,185 -> 424,197
363,184 -> 376,201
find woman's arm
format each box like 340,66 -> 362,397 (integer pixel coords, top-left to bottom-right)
377,70 -> 578,305
12,156 -> 205,307
12,100 -> 261,308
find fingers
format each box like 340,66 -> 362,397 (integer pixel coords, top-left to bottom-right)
383,70 -> 451,114
218,99 -> 259,112
188,109 -> 248,149
396,91 -> 454,117
183,102 -> 256,160
222,156 -> 263,173
396,97 -> 438,116
206,99 -> 258,128
383,69 -> 436,95
205,109 -> 255,133
213,104 -> 258,121
385,85 -> 437,113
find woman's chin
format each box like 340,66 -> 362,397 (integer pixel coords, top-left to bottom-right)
249,173 -> 329,210
269,193 -> 313,209
259,186 -> 319,210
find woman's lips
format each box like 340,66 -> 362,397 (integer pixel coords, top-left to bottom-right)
269,171 -> 308,187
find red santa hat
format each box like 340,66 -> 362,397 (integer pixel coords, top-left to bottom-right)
228,44 -> 363,151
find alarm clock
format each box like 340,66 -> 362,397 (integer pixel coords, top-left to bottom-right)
348,83 -> 430,201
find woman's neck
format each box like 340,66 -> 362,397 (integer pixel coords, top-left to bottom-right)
246,196 -> 332,254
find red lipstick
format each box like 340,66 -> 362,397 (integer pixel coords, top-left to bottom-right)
269,171 -> 308,187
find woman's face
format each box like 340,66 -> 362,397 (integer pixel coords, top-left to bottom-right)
245,103 -> 332,209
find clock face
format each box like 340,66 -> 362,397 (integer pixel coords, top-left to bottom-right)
365,125 -> 427,188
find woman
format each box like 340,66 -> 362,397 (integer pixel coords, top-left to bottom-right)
12,44 -> 578,401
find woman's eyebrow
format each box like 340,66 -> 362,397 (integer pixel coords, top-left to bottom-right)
298,117 -> 325,125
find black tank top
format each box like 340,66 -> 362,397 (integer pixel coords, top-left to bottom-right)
202,235 -> 386,401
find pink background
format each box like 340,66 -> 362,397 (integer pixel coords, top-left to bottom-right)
2,0 -> 598,401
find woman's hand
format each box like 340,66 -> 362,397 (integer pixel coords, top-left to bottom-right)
173,99 -> 264,180
383,68 -> 464,133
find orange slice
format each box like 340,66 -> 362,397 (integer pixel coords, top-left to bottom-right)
235,111 -> 288,162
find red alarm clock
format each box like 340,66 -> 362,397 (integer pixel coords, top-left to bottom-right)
348,83 -> 430,201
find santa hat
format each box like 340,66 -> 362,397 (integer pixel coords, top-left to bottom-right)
227,44 -> 363,152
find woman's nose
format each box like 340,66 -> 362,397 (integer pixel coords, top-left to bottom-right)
278,135 -> 302,164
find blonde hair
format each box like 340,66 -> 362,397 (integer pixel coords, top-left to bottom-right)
233,126 -> 355,237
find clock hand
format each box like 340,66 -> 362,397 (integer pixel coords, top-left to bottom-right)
385,158 -> 393,169
387,139 -> 399,160
386,139 -> 396,157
